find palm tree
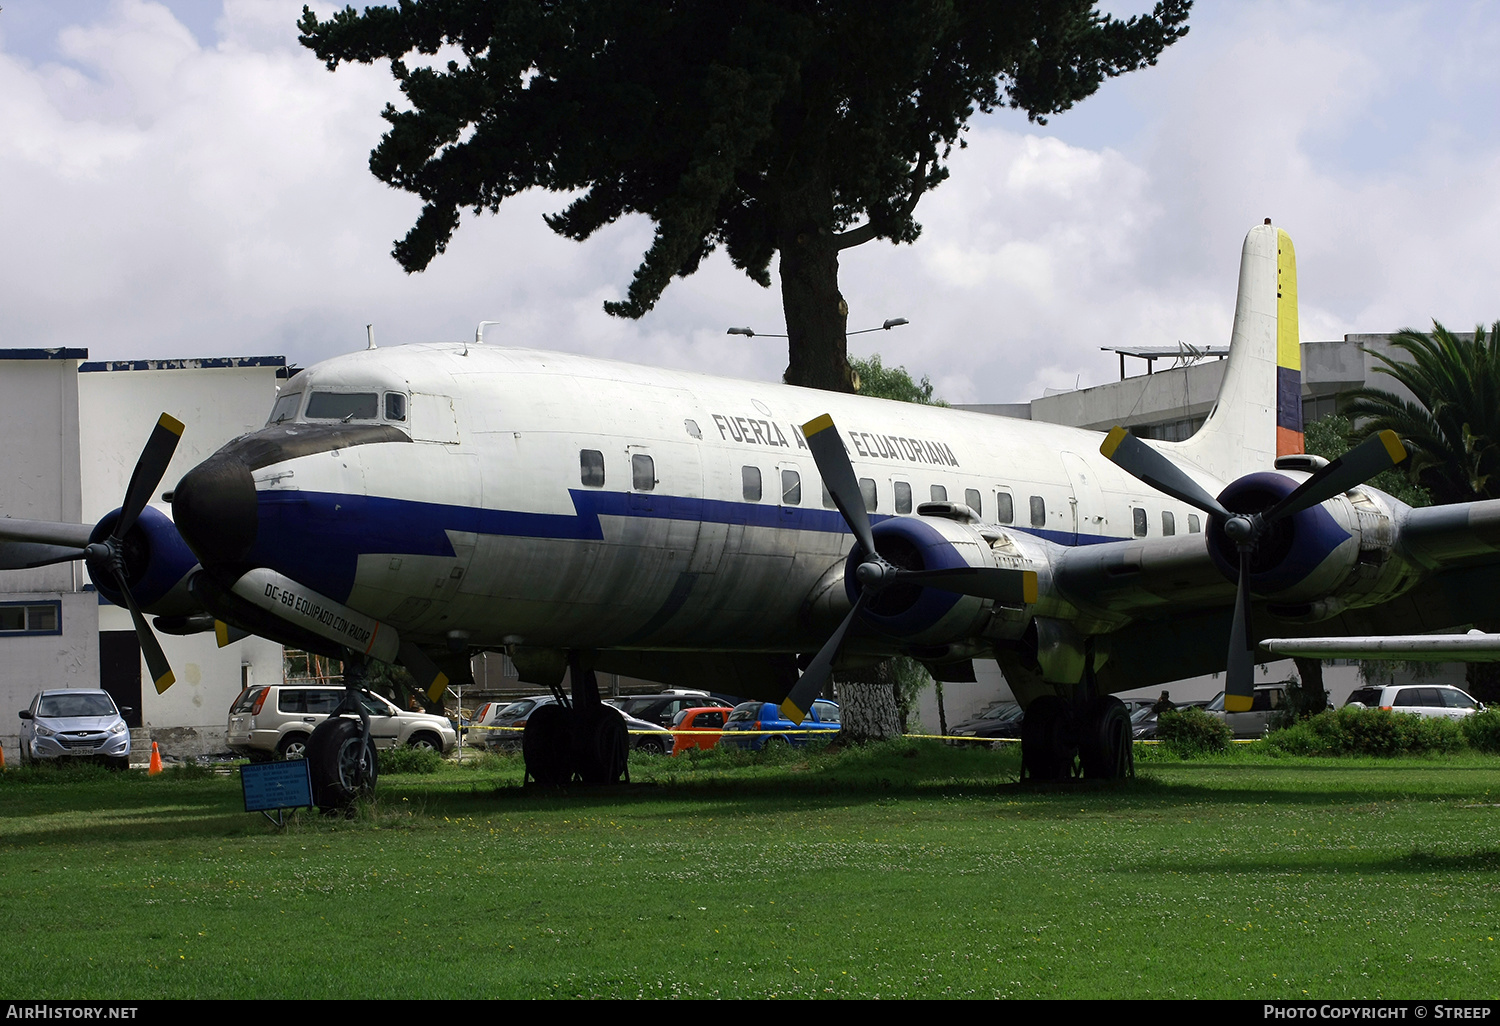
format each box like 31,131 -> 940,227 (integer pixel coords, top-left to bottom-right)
1341,321 -> 1500,504
1340,320 -> 1500,701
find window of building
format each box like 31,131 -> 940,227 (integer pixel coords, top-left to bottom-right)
894,481 -> 912,514
632,453 -> 655,491
1030,495 -> 1046,528
781,469 -> 801,505
580,450 -> 605,487
995,491 -> 1014,524
742,466 -> 762,502
0,602 -> 60,636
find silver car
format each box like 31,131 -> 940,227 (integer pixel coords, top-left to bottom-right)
19,689 -> 131,768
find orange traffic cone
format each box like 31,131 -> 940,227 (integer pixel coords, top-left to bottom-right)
148,741 -> 162,775
0,738 -> 7,770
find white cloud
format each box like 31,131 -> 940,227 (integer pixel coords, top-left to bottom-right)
1,0 -> 1498,408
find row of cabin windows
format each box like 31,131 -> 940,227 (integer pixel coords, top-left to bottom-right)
580,449 -> 1197,535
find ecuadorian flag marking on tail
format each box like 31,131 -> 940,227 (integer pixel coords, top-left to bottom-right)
1275,228 -> 1304,457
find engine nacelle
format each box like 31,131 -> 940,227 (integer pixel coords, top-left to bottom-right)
1206,471 -> 1385,605
845,515 -> 1024,645
87,505 -> 200,616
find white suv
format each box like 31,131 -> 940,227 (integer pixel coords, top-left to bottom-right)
227,684 -> 456,761
1343,684 -> 1484,721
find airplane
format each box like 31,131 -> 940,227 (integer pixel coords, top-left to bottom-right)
7,219 -> 1500,806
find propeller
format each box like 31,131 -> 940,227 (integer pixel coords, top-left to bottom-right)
781,415 -> 1038,722
1100,426 -> 1407,712
81,413 -> 186,694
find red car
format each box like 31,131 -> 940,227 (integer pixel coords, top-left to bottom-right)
670,707 -> 731,755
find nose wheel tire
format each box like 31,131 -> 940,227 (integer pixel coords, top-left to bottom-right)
308,717 -> 378,812
522,703 -> 575,787
1078,695 -> 1134,779
1021,695 -> 1077,781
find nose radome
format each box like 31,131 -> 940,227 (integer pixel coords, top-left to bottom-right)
172,451 -> 258,567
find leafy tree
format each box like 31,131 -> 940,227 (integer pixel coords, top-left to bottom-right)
1339,322 -> 1500,504
1303,414 -> 1429,508
850,353 -> 946,405
298,0 -> 1190,391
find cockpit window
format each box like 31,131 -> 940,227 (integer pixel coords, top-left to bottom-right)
385,393 -> 406,422
268,392 -> 302,425
305,392 -> 378,422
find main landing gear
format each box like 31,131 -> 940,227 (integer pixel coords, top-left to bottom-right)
307,659 -> 378,814
521,655 -> 628,787
1021,693 -> 1133,781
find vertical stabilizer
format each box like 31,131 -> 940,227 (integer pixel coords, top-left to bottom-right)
1165,222 -> 1301,480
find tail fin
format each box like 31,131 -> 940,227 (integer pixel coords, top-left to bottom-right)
1166,222 -> 1302,480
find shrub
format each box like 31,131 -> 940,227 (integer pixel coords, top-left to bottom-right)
1265,706 -> 1465,757
1460,708 -> 1500,753
1156,707 -> 1233,757
379,745 -> 444,774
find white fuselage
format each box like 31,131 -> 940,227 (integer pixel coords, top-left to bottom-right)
256,343 -> 1224,655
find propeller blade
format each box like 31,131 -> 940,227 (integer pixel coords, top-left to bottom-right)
803,415 -> 877,557
1100,427 -> 1233,519
399,640 -> 452,703
0,543 -> 89,570
113,568 -> 175,693
781,591 -> 869,724
1224,549 -> 1255,712
213,620 -> 250,648
0,518 -> 95,548
114,413 -> 185,540
894,565 -> 1039,604
1262,429 -> 1407,523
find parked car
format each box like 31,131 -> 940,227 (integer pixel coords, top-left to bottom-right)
721,699 -> 841,750
1343,684 -> 1483,721
947,700 -> 1024,743
226,684 -> 456,762
670,706 -> 732,755
1205,684 -> 1288,738
18,689 -> 131,768
607,690 -> 730,729
483,695 -> 675,754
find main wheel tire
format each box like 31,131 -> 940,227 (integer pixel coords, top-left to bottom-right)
308,717 -> 378,812
574,711 -> 629,784
1021,695 -> 1077,781
1079,695 -> 1134,780
522,703 -> 574,786
277,733 -> 310,761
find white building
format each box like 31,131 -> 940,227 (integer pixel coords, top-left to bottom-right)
1,351 -> 286,759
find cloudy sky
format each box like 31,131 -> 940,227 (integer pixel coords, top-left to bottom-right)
2,1 -> 1498,405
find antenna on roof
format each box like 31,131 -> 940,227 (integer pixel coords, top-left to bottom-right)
366,324 -> 376,350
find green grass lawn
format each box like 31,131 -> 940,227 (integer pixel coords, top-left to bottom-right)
1,742 -> 1496,999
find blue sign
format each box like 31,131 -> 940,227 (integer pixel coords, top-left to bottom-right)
240,759 -> 313,812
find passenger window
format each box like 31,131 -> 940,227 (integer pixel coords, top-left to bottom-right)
965,489 -> 982,518
1133,507 -> 1148,537
385,393 -> 406,421
859,478 -> 877,512
894,481 -> 912,514
781,469 -> 801,505
1188,514 -> 1201,533
930,484 -> 947,503
632,453 -> 655,491
1162,511 -> 1175,536
822,481 -> 837,509
995,492 -> 1014,524
1030,495 -> 1046,528
580,450 -> 605,488
742,466 -> 762,502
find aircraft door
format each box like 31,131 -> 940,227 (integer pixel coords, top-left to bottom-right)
1062,451 -> 1107,543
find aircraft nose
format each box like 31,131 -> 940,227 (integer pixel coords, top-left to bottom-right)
172,450 -> 258,567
